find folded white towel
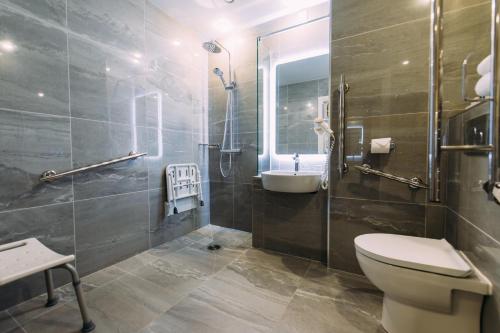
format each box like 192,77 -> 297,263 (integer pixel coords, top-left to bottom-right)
475,72 -> 491,97
477,55 -> 492,76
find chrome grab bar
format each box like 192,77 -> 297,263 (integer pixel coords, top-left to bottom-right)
220,149 -> 241,154
487,0 -> 500,201
338,74 -> 349,178
40,152 -> 147,182
198,143 -> 221,149
355,164 -> 428,190
428,0 -> 444,201
441,145 -> 494,152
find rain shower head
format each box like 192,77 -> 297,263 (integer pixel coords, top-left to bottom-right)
202,41 -> 221,53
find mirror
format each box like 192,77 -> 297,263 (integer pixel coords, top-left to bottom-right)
275,54 -> 329,154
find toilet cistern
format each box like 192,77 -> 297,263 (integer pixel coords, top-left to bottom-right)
293,153 -> 300,172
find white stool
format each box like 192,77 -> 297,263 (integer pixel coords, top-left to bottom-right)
0,238 -> 95,332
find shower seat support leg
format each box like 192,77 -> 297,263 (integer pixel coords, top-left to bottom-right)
59,263 -> 95,333
44,269 -> 58,307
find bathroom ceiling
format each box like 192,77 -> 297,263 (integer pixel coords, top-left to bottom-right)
151,0 -> 329,39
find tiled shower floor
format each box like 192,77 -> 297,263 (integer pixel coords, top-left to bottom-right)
0,225 -> 384,333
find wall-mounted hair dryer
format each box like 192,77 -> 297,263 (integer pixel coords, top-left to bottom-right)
314,117 -> 334,137
313,117 -> 335,190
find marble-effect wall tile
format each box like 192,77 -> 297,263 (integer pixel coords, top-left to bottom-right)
75,191 -> 150,275
0,111 -> 72,212
330,198 -> 426,274
67,0 -> 145,52
0,6 -> 69,116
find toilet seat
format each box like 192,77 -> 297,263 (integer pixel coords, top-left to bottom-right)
354,234 -> 471,277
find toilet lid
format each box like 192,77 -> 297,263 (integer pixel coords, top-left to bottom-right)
354,234 -> 472,277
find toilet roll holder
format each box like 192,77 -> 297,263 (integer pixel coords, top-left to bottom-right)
368,140 -> 396,153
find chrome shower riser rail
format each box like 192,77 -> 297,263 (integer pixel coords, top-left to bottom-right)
40,152 -> 147,182
355,164 -> 428,190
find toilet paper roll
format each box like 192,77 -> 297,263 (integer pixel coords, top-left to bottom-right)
371,138 -> 392,154
474,72 -> 491,97
477,55 -> 492,76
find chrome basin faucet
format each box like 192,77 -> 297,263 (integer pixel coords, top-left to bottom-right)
293,153 -> 300,172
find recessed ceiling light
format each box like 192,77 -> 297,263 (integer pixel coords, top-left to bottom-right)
37,92 -> 44,98
105,67 -> 111,72
402,60 -> 410,65
0,40 -> 17,53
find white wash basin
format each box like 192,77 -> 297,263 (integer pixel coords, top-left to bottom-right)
261,170 -> 322,193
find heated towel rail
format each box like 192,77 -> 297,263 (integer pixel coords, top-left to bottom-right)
354,164 -> 428,190
40,152 -> 147,182
428,0 -> 500,203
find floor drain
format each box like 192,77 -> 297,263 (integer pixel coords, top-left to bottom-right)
207,244 -> 221,251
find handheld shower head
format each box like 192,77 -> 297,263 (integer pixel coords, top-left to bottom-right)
213,68 -> 224,76
213,67 -> 228,87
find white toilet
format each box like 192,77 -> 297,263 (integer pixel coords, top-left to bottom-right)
354,233 -> 493,333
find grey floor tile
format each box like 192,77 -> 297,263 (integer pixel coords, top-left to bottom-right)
19,305 -> 83,333
165,244 -> 241,277
67,273 -> 177,333
142,288 -> 273,333
0,311 -> 19,333
221,260 -> 303,300
273,263 -> 384,333
81,265 -> 126,289
147,236 -> 196,258
126,257 -> 210,305
114,252 -> 158,273
6,295 -> 60,327
239,249 -> 311,277
272,288 -> 384,333
303,262 -> 381,294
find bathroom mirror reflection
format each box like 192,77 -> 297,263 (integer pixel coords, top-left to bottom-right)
276,54 -> 330,154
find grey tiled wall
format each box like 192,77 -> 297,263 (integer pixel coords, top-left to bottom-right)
328,0 -> 446,274
252,178 -> 327,261
0,0 -> 208,310
446,107 -> 500,333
